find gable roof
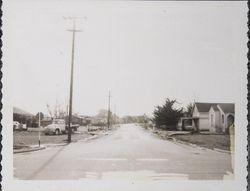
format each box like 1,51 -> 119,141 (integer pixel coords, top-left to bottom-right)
195,102 -> 235,113
210,105 -> 220,112
195,102 -> 218,112
218,103 -> 234,113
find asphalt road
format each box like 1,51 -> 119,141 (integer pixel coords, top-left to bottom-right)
14,124 -> 233,180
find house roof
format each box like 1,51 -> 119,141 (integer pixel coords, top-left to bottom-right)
195,102 -> 235,113
13,107 -> 34,116
210,105 -> 220,112
218,103 -> 235,113
195,102 -> 218,112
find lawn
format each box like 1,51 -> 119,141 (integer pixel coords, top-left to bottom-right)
13,131 -> 91,146
13,125 -> 110,147
172,134 -> 232,151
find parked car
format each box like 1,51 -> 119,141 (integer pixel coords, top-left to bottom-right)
44,119 -> 66,135
13,121 -> 20,131
44,118 -> 80,135
13,121 -> 27,131
20,124 -> 27,130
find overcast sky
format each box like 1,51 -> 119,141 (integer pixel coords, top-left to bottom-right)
5,0 -> 247,117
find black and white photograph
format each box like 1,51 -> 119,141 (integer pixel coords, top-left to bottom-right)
2,0 -> 248,191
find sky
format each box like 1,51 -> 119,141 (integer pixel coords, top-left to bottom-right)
5,0 -> 248,117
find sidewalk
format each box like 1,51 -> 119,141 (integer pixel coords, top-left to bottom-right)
13,130 -> 112,154
13,145 -> 46,154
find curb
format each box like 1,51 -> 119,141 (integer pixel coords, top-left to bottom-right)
45,142 -> 69,147
171,138 -> 208,150
84,135 -> 99,141
14,131 -> 109,153
171,138 -> 231,154
14,146 -> 46,154
84,132 -> 109,142
213,148 -> 231,154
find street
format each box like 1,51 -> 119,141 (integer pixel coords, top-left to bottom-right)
14,124 -> 233,180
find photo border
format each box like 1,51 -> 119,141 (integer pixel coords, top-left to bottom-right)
1,0 -> 248,190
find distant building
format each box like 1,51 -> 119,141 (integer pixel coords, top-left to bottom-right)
65,115 -> 83,125
90,117 -> 107,126
78,115 -> 92,126
13,107 -> 34,124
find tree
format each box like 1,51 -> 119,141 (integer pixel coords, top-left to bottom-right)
96,109 -> 109,118
186,103 -> 194,117
35,112 -> 44,121
153,98 -> 183,130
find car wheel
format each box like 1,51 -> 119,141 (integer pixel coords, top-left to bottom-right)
55,129 -> 60,135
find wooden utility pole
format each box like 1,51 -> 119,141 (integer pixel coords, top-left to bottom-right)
107,91 -> 111,129
113,104 -> 116,125
67,19 -> 82,143
38,112 -> 41,147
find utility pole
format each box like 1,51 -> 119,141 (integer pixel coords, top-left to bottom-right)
107,90 -> 111,129
66,104 -> 69,117
66,18 -> 82,143
38,112 -> 41,147
113,104 -> 116,126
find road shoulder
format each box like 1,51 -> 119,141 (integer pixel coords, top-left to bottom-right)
149,128 -> 232,154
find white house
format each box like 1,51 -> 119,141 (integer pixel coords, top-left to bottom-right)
192,102 -> 234,133
192,102 -> 213,131
208,103 -> 235,133
178,102 -> 235,133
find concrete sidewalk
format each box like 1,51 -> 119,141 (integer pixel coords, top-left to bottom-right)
14,145 -> 46,154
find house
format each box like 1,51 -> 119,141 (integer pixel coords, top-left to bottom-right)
208,103 -> 235,133
192,102 -> 216,131
178,102 -> 235,133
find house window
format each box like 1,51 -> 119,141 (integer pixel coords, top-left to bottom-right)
222,115 -> 224,124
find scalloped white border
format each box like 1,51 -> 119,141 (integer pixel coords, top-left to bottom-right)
1,1 -> 248,191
